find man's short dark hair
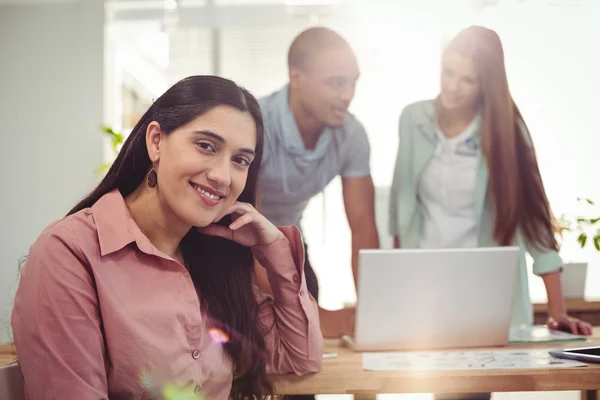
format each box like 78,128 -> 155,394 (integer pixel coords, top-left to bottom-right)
288,27 -> 350,69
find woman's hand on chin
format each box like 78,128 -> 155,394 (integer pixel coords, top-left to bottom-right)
198,202 -> 284,247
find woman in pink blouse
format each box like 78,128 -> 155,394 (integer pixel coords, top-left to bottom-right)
11,75 -> 323,400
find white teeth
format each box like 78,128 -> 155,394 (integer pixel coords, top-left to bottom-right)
200,189 -> 220,200
193,185 -> 221,200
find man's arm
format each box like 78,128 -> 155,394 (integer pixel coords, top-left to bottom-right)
342,175 -> 380,293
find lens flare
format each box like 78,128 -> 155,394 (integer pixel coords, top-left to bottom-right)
163,383 -> 203,400
140,372 -> 205,400
208,328 -> 230,344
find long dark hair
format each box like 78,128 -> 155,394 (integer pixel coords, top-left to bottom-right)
69,75 -> 271,398
444,26 -> 558,251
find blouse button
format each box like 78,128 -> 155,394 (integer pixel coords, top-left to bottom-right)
194,385 -> 202,394
192,350 -> 200,359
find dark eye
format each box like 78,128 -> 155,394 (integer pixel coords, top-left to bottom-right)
329,77 -> 345,88
197,141 -> 216,152
233,156 -> 251,167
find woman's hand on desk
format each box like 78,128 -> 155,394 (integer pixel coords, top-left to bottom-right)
319,307 -> 356,339
546,314 -> 593,336
542,271 -> 593,336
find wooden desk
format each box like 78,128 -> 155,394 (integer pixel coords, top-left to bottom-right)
3,338 -> 600,398
271,329 -> 600,398
534,298 -> 600,326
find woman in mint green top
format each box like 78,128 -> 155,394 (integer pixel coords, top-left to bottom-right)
389,26 -> 592,334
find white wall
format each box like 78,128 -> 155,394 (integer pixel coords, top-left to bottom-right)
480,0 -> 600,302
0,0 -> 105,343
107,0 -> 600,313
300,0 -> 600,310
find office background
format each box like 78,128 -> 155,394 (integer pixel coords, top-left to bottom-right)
1,0 -> 599,349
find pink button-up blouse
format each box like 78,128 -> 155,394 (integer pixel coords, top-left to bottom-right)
12,190 -> 323,399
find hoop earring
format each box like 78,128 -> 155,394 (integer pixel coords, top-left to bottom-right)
147,168 -> 157,188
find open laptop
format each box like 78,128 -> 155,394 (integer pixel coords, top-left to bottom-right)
342,247 -> 519,352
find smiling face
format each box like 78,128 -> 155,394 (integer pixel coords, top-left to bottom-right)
146,105 -> 258,228
439,51 -> 481,113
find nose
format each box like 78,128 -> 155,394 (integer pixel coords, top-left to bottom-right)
339,82 -> 355,103
445,76 -> 459,93
206,155 -> 231,188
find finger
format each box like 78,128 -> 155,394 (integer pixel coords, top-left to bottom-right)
586,322 -> 594,336
230,213 -> 256,230
567,320 -> 579,335
554,318 -> 575,334
227,201 -> 254,214
212,202 -> 252,224
580,321 -> 593,336
576,321 -> 587,336
222,202 -> 255,219
197,224 -> 233,240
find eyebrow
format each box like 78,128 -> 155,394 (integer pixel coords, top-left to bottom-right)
329,73 -> 360,81
193,130 -> 256,156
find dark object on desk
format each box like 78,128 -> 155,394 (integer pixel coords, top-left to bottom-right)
550,346 -> 600,364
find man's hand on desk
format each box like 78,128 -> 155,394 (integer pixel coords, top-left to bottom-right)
319,307 -> 355,339
546,314 -> 593,336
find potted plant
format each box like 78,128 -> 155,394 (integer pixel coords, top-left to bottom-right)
97,125 -> 124,173
555,198 -> 600,298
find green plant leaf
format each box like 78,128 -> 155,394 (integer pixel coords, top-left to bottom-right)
576,217 -> 587,223
96,125 -> 122,172
101,125 -> 117,137
577,197 -> 595,205
590,217 -> 600,224
111,136 -> 123,153
99,125 -> 124,154
100,125 -> 123,143
594,235 -> 600,251
96,163 -> 111,174
577,233 -> 587,248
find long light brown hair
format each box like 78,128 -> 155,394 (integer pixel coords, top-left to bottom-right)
444,26 -> 558,251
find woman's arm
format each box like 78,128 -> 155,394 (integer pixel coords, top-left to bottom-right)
252,226 -> 323,375
541,270 -> 593,335
390,106 -> 413,247
516,119 -> 592,335
200,204 -> 323,374
12,226 -> 108,399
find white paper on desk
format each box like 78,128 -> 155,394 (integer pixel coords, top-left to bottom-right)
509,325 -> 588,344
362,348 -> 588,371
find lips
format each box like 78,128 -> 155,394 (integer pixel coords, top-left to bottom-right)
190,182 -> 225,207
442,93 -> 460,103
333,107 -> 348,119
